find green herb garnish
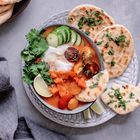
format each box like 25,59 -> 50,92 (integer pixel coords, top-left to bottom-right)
113,88 -> 126,110
115,35 -> 126,45
108,49 -> 114,55
85,31 -> 90,35
21,29 -> 53,85
106,30 -> 114,41
118,100 -> 126,110
78,16 -> 103,29
89,82 -> 98,89
129,92 -> 134,99
105,42 -> 109,48
110,60 -> 116,67
94,11 -> 100,18
96,41 -> 103,45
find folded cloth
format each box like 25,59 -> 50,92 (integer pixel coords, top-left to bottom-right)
0,57 -> 69,140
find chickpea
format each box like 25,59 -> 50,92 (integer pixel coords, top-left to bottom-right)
68,98 -> 79,110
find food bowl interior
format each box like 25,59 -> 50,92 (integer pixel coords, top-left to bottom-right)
41,24 -> 104,71
31,24 -> 104,115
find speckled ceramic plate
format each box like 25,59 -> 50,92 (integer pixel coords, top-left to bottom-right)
22,11 -> 138,128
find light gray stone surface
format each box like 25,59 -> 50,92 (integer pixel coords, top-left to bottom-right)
0,0 -> 140,140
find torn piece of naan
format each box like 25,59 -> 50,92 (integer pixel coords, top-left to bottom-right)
76,69 -> 109,102
101,84 -> 140,115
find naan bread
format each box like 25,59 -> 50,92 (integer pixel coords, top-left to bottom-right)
76,70 -> 109,102
94,24 -> 134,79
0,5 -> 14,25
0,0 -> 21,5
101,84 -> 140,115
68,4 -> 115,39
0,4 -> 13,14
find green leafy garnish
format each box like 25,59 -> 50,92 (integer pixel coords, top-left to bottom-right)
94,11 -> 100,17
105,42 -> 109,48
113,88 -> 126,110
110,60 -> 116,67
106,30 -> 114,41
85,31 -> 90,35
21,29 -> 53,85
115,35 -> 126,45
89,82 -> 98,89
108,49 -> 114,55
96,41 -> 103,45
22,62 -> 53,85
118,100 -> 126,110
21,29 -> 48,64
129,92 -> 134,99
78,16 -> 103,29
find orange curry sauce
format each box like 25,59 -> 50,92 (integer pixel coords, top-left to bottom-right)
42,26 -> 100,110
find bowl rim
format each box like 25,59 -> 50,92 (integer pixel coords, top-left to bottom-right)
27,23 -> 105,115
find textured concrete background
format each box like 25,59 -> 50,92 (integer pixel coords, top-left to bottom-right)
0,0 -> 140,140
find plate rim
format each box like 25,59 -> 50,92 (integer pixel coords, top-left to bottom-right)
21,10 -> 139,128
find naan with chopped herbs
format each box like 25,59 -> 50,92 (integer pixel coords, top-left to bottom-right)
101,84 -> 140,115
76,70 -> 109,102
67,4 -> 115,39
94,24 -> 134,79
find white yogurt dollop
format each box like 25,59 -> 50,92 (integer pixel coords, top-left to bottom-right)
42,44 -> 73,71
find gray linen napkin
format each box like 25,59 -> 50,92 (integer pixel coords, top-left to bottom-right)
0,57 -> 69,140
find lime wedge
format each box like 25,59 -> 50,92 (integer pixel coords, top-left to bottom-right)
33,74 -> 52,98
83,108 -> 92,120
90,98 -> 105,115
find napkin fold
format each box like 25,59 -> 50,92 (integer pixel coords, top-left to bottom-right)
0,57 -> 69,140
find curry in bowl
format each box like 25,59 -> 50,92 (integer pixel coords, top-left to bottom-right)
21,24 -> 103,113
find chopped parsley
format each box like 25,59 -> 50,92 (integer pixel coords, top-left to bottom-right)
114,35 -> 126,45
110,60 -> 116,67
106,30 -> 114,41
105,42 -> 109,48
85,10 -> 90,15
85,31 -> 90,35
129,92 -> 135,99
89,82 -> 98,89
118,100 -> 126,110
105,31 -> 126,47
113,88 -> 126,110
96,41 -> 103,45
78,16 -> 103,29
96,19 -> 103,25
108,49 -> 114,55
94,11 -> 100,17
